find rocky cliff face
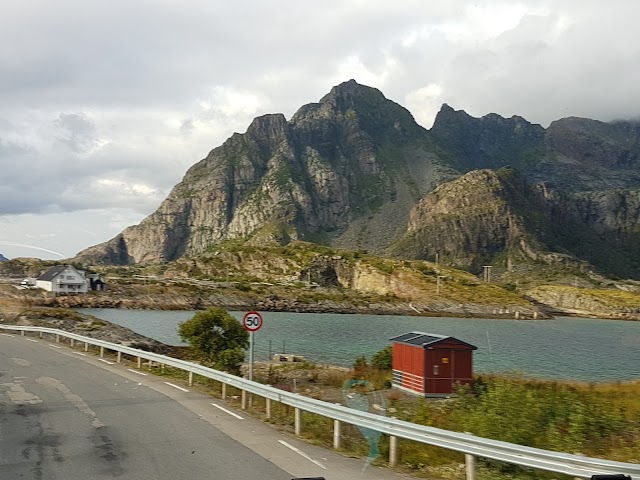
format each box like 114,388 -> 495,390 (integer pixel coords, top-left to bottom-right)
393,168 -> 640,278
77,80 -> 456,264
392,168 -> 558,271
75,81 -> 640,279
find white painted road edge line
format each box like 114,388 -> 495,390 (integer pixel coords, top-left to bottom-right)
73,352 -> 86,356
211,403 -> 244,420
127,369 -> 148,376
98,359 -> 115,365
1,333 -> 14,337
164,382 -> 189,392
278,440 -> 327,470
48,344 -> 62,349
26,338 -> 39,343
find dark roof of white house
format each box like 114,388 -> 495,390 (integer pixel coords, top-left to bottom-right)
389,331 -> 477,349
37,265 -> 77,282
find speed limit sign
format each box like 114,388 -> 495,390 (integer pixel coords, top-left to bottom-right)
243,311 -> 263,332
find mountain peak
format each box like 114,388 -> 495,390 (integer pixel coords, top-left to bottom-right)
318,79 -> 387,110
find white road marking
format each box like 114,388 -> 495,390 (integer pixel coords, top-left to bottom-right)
163,382 -> 189,392
210,403 -> 244,420
26,339 -> 39,343
278,440 -> 327,470
48,344 -> 62,349
1,333 -> 14,337
73,352 -> 86,356
98,359 -> 115,365
127,369 -> 147,376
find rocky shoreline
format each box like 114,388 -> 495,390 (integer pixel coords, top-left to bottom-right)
4,281 -> 640,321
0,306 -> 171,354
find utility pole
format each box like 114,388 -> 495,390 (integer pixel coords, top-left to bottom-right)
482,265 -> 492,283
436,275 -> 445,294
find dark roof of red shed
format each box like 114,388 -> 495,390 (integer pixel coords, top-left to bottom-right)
390,331 -> 477,350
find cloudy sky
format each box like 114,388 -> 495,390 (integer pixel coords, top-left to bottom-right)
1,0 -> 639,260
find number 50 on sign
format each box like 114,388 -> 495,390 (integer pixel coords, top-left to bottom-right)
243,311 -> 263,332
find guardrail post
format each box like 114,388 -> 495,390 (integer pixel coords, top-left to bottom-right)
117,351 -> 122,363
188,372 -> 193,387
56,334 -> 60,343
333,419 -> 341,449
137,356 -> 142,368
21,330 -> 24,336
222,383 -> 227,400
70,338 -> 74,347
389,435 -> 398,466
465,453 -> 476,480
266,398 -> 271,419
241,390 -> 247,410
84,342 -> 88,352
294,408 -> 301,436
100,346 -> 104,358
39,332 -> 43,338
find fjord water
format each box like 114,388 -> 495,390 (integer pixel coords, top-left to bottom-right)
78,309 -> 640,382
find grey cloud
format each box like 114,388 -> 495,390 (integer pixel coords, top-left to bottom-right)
55,113 -> 98,153
2,0 -> 640,227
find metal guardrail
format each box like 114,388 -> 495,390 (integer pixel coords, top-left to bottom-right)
1,324 -> 638,480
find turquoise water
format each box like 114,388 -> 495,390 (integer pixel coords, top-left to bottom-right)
78,308 -> 640,382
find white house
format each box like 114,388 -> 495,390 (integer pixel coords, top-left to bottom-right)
36,265 -> 90,294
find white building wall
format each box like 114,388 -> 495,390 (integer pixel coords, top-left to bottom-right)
37,266 -> 90,294
35,280 -> 54,292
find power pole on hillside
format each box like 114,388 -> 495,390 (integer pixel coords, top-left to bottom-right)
482,266 -> 493,283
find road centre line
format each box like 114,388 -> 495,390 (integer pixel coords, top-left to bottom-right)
73,352 -> 86,356
278,440 -> 326,470
26,339 -> 39,343
210,403 -> 244,420
164,382 -> 189,392
48,344 -> 62,349
98,359 -> 115,365
127,369 -> 147,376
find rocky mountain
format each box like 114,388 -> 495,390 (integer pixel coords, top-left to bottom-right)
75,80 -> 640,279
392,168 -> 640,278
76,80 -> 457,264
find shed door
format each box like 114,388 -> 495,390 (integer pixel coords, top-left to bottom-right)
430,349 -> 454,394
433,350 -> 452,378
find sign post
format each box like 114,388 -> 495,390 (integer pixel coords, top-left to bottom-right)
242,311 -> 263,382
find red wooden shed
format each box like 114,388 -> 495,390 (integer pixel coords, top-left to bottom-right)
390,331 -> 477,397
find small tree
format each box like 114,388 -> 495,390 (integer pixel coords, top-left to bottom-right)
178,307 -> 249,375
371,346 -> 393,370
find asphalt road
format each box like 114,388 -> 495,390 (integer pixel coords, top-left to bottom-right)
0,334 -> 292,480
0,333 -> 409,480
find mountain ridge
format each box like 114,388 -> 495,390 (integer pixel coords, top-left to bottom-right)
74,80 -> 640,280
